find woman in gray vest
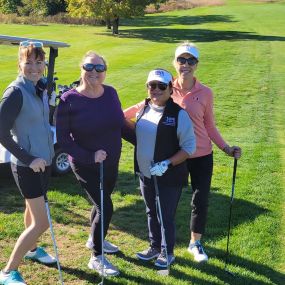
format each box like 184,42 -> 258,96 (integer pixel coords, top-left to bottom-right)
124,69 -> 196,268
0,41 -> 56,285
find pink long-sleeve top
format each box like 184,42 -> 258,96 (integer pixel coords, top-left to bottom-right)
123,78 -> 227,159
172,78 -> 227,158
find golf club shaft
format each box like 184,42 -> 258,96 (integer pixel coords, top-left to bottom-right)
44,196 -> 64,285
225,158 -> 238,267
152,172 -> 169,270
100,162 -> 104,284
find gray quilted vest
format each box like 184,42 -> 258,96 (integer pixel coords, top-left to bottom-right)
6,76 -> 54,166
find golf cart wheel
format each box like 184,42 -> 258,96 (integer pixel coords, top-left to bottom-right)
52,149 -> 71,175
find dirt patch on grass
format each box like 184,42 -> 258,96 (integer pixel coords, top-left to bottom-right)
146,0 -> 225,13
241,0 -> 281,2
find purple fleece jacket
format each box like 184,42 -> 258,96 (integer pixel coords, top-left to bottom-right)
56,85 -> 124,166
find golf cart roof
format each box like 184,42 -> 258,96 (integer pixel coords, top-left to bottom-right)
0,35 -> 70,48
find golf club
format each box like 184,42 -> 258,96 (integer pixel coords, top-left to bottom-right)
224,158 -> 238,276
152,164 -> 169,276
44,194 -> 64,285
98,161 -> 105,285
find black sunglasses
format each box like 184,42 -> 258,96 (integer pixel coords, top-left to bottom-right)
147,82 -> 168,91
177,56 -> 198,66
82,63 -> 106,72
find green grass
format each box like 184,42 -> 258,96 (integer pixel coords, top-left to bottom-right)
1,0 -> 285,284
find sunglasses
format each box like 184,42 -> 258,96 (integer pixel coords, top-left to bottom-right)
177,56 -> 198,66
147,82 -> 168,91
82,63 -> 106,73
20,41 -> 43,48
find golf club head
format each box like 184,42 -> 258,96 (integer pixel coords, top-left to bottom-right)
157,268 -> 169,276
98,282 -> 104,285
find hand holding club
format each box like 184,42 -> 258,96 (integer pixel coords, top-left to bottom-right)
149,160 -> 170,176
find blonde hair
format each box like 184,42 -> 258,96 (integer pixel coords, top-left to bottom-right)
80,50 -> 107,70
173,41 -> 198,65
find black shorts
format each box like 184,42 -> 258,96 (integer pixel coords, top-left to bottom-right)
11,163 -> 51,199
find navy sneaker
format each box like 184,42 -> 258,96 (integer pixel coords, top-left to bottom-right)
154,253 -> 175,268
136,247 -> 160,261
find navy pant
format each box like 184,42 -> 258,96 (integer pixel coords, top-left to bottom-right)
187,152 -> 213,234
139,176 -> 182,254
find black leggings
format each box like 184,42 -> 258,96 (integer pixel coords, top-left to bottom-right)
70,161 -> 118,256
187,152 -> 213,234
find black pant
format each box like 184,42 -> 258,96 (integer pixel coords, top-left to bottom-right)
187,152 -> 213,234
70,161 -> 118,256
139,176 -> 182,254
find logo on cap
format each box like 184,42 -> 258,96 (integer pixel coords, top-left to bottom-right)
155,70 -> 164,76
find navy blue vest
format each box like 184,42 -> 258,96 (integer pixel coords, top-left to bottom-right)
135,98 -> 188,187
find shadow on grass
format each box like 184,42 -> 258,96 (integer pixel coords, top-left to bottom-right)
98,13 -> 285,43
121,14 -> 236,27
101,28 -> 285,43
174,250 -> 285,285
59,250 -> 285,285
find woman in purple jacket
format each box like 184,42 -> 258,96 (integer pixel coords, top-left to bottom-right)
56,51 -> 124,276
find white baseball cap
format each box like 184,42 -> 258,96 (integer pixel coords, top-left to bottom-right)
175,44 -> 199,59
146,69 -> 173,84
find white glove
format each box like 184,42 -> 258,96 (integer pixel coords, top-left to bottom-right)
150,160 -> 170,176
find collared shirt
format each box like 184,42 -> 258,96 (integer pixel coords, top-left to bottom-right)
172,78 -> 226,158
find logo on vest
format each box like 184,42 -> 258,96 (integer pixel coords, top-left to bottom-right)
163,116 -> 176,126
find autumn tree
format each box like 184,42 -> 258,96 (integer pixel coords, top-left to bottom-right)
67,0 -> 167,34
0,0 -> 21,14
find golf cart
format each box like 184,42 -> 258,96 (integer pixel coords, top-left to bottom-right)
0,35 -> 71,175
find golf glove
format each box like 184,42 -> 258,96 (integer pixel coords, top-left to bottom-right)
150,160 -> 171,176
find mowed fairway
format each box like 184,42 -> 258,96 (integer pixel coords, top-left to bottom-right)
0,0 -> 285,284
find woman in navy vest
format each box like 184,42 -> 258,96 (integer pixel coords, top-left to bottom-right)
56,51 -> 124,276
0,41 -> 56,285
124,69 -> 196,268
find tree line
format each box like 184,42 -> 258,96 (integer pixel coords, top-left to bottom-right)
0,0 -> 167,34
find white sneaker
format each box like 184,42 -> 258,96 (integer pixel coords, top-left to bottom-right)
0,270 -> 27,284
86,235 -> 119,253
24,247 -> 57,264
188,240 -> 208,263
88,254 -> 119,276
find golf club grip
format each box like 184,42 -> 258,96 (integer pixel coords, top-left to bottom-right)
151,161 -> 160,196
232,158 -> 237,185
100,161 -> 103,183
231,159 -> 238,202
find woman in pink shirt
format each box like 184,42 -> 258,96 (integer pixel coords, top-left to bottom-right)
124,43 -> 242,264
171,42 -> 241,262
